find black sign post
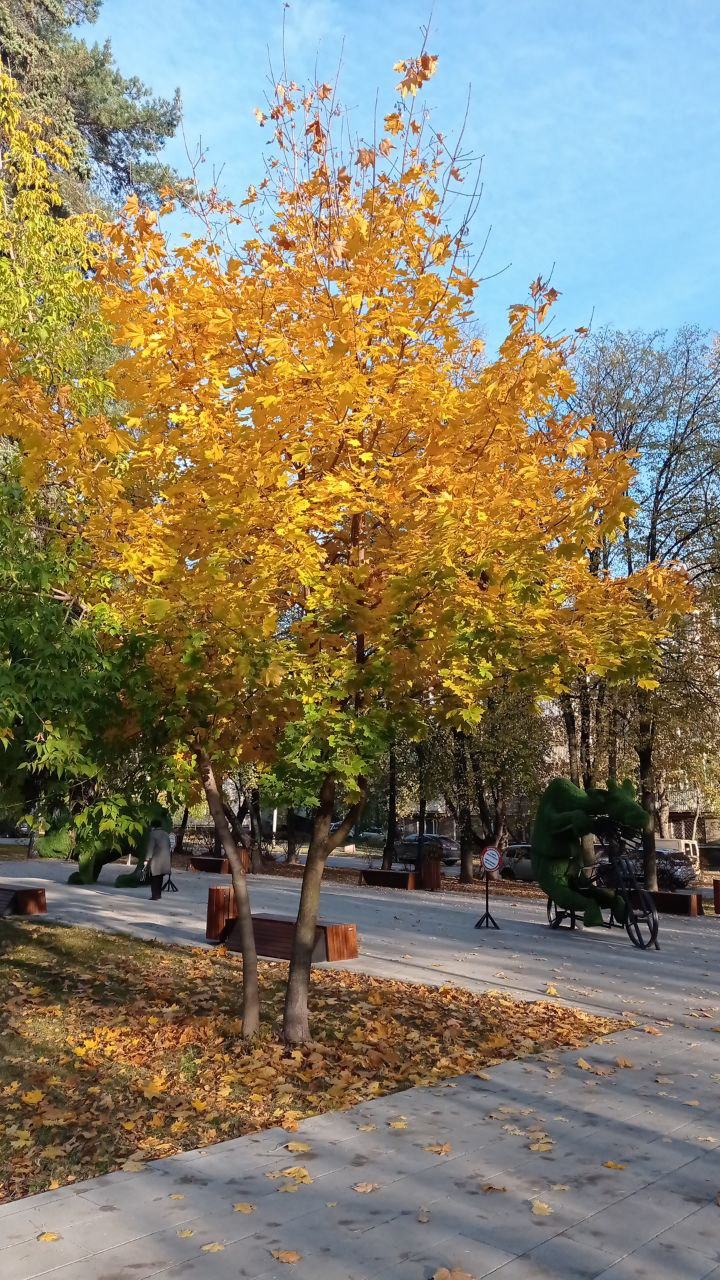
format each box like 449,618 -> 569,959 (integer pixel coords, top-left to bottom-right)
475,846 -> 501,930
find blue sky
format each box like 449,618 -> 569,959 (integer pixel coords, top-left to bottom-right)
80,0 -> 719,350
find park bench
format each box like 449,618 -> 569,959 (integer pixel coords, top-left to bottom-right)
225,913 -> 358,962
651,889 -> 706,917
0,885 -> 47,917
361,868 -> 416,890
190,854 -> 231,874
207,888 -> 358,961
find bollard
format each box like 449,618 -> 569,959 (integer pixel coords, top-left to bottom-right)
714,878 -> 720,916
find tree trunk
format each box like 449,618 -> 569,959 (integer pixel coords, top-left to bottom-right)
196,748 -> 260,1038
248,787 -> 264,872
452,730 -> 476,883
559,693 -> 581,786
283,775 -> 364,1044
636,701 -> 657,890
416,743 -> 427,876
656,773 -> 671,839
285,807 -> 299,864
382,739 -> 397,870
691,788 -> 701,842
578,676 -> 593,791
174,806 -> 189,858
607,696 -> 619,784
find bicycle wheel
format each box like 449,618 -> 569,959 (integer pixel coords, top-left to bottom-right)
547,899 -> 576,929
547,898 -> 559,926
624,889 -> 659,950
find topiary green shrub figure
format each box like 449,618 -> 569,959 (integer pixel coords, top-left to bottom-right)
531,777 -> 647,926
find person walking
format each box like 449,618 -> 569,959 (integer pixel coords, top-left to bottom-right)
145,819 -> 172,901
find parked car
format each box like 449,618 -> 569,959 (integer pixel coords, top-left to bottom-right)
396,833 -> 460,866
596,845 -> 696,892
358,829 -> 386,847
500,844 -> 534,882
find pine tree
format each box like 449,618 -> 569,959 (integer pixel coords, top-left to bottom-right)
0,1 -> 180,209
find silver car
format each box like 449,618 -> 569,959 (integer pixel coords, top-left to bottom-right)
500,843 -> 534,882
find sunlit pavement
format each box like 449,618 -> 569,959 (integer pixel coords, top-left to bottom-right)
1,860 -> 719,1279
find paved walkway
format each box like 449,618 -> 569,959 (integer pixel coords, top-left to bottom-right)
0,862 -> 719,1278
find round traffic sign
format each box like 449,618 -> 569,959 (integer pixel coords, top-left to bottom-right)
481,846 -> 502,873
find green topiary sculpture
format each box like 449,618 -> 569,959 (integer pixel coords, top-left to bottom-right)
531,777 -> 647,927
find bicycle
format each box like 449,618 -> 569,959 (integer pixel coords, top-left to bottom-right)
546,823 -> 659,951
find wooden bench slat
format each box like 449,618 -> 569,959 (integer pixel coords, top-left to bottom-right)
361,869 -> 416,890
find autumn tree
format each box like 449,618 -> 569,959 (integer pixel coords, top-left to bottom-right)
7,58 -> 687,1042
562,327 -> 720,882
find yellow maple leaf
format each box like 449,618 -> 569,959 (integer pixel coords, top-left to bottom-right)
37,1232 -> 61,1242
285,1141 -> 311,1153
603,1161 -> 625,1170
232,1202 -> 255,1214
201,1242 -> 225,1253
22,1089 -> 44,1105
177,1228 -> 194,1239
531,1199 -> 553,1216
271,1251 -> 303,1264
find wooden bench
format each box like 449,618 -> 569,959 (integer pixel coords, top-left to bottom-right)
190,846 -> 250,874
190,854 -> 231,875
0,885 -> 47,917
651,890 -> 705,917
417,860 -> 442,891
206,884 -> 238,940
361,868 -> 416,890
220,911 -> 358,962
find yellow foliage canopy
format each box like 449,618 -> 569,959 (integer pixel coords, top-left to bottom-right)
3,58 -> 688,774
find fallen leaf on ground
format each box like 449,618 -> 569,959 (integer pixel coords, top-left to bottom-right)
603,1161 -> 625,1170
531,1199 -> 553,1216
36,1232 -> 60,1242
685,1100 -> 700,1107
643,1026 -> 663,1036
0,920 -> 620,1204
271,1250 -> 303,1264
432,1270 -> 476,1280
285,1141 -> 311,1153
357,1123 -> 376,1132
417,1207 -> 431,1222
546,985 -> 558,997
530,1140 -> 554,1152
388,1118 -> 407,1129
177,1228 -> 194,1238
233,1203 -> 255,1213
551,1183 -> 569,1191
353,1182 -> 379,1193
424,1142 -> 452,1155
576,1058 -> 593,1071
201,1242 -> 225,1253
481,1183 -> 507,1192
169,1193 -> 185,1201
21,1090 -> 43,1105
615,1058 -> 634,1069
278,1182 -> 300,1193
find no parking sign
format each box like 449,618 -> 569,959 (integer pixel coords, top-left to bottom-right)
475,845 -> 502,930
481,846 -> 502,874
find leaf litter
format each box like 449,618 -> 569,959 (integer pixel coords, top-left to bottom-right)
0,920 -> 619,1202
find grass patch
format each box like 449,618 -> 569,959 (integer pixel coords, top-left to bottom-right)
0,918 -> 618,1202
